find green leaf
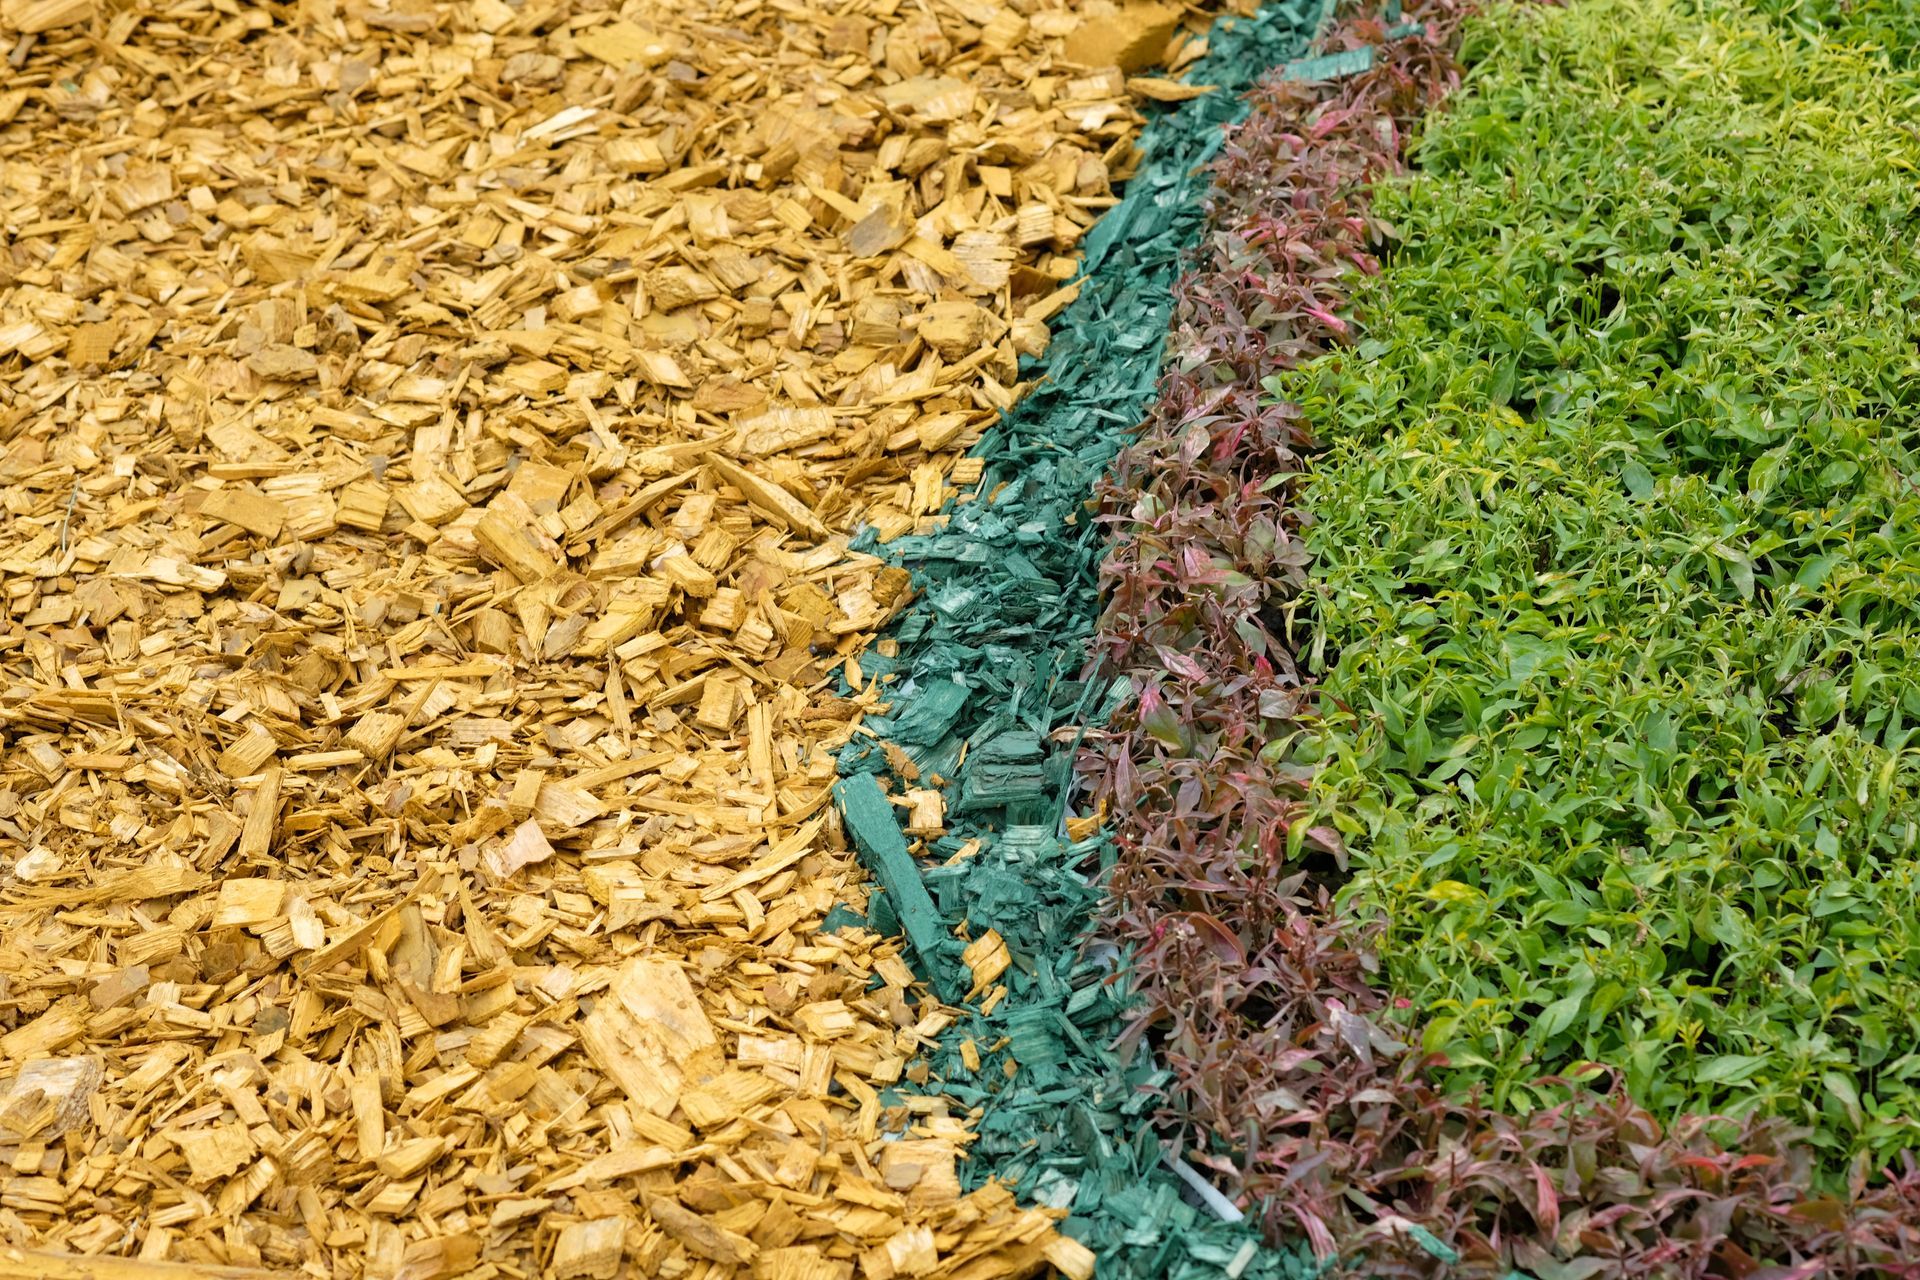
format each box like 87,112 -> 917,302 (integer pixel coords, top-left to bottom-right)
1824,1070 -> 1865,1128
1536,993 -> 1584,1040
1694,1055 -> 1772,1086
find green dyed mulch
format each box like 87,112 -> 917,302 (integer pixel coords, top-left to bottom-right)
832,2 -> 1328,1274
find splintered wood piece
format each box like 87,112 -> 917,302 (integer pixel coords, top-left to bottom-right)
0,0 -> 92,34
344,711 -> 406,760
177,1125 -> 256,1184
1045,1234 -> 1099,1280
962,930 -> 1011,999
1065,2 -> 1183,72
210,878 -> 288,928
553,1218 -> 626,1279
199,488 -> 286,539
678,1068 -> 779,1128
646,1197 -> 754,1267
863,1225 -> 938,1280
903,789 -> 947,836
574,20 -> 682,67
0,1057 -> 101,1140
579,958 -> 720,1116
377,1135 -> 449,1180
705,457 -> 829,539
235,768 -> 283,861
483,819 -> 555,881
392,1236 -> 479,1280
215,725 -> 278,778
695,675 -> 743,732
1129,75 -> 1219,101
0,1250 -> 287,1279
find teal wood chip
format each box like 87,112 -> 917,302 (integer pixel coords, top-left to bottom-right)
1281,17 -> 1425,81
832,774 -> 953,993
820,903 -> 866,934
1282,45 -> 1373,80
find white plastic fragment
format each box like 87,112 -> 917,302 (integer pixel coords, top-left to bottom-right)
1162,1146 -> 1246,1223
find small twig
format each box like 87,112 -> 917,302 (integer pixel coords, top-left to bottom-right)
57,485 -> 78,554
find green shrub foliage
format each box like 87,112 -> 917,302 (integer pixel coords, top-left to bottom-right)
1291,0 -> 1920,1172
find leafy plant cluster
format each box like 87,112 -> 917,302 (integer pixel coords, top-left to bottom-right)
1091,0 -> 1920,1273
1749,0 -> 1920,69
1298,0 -> 1920,1174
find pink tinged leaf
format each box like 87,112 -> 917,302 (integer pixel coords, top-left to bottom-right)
1323,998 -> 1374,1068
1139,704 -> 1185,751
1269,1048 -> 1320,1073
1297,1205 -> 1337,1260
1179,420 -> 1212,463
1159,649 -> 1207,682
1214,421 -> 1250,461
1137,681 -> 1162,715
1531,1162 -> 1560,1237
1181,911 -> 1247,966
1182,543 -> 1218,581
1304,304 -> 1348,335
1305,825 -> 1345,855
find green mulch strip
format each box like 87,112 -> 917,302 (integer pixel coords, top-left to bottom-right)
829,3 -> 1330,1274
1289,0 -> 1920,1175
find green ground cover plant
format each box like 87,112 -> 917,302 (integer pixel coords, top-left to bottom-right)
1289,0 -> 1920,1174
1754,0 -> 1920,70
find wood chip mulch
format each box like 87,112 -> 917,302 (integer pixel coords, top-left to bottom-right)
0,0 -> 1218,1274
